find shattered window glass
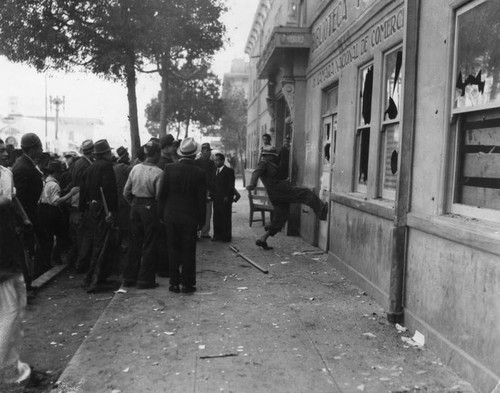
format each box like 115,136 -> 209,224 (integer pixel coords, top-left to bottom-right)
454,0 -> 500,111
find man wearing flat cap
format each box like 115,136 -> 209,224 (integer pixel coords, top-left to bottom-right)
12,133 -> 45,279
195,142 -> 216,239
70,139 -> 94,273
158,138 -> 206,294
247,146 -> 328,250
79,139 -> 118,292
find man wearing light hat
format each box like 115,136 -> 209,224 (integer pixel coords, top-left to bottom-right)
247,146 -> 328,250
79,139 -> 118,292
195,142 -> 216,239
158,138 -> 206,294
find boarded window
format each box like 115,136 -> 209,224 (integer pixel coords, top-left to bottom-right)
455,114 -> 500,209
451,1 -> 500,215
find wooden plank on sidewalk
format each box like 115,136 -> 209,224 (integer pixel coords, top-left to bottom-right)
32,264 -> 68,289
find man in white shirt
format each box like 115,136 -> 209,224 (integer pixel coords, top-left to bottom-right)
38,160 -> 78,269
122,141 -> 163,289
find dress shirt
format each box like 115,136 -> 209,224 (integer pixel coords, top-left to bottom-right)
39,175 -> 61,205
0,165 -> 15,200
123,161 -> 163,202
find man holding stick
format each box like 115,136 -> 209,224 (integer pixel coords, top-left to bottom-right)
79,139 -> 118,292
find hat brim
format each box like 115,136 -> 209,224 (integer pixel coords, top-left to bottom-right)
177,145 -> 200,157
94,148 -> 111,154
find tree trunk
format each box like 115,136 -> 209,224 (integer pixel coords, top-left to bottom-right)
159,52 -> 170,138
125,53 -> 141,159
184,117 -> 190,139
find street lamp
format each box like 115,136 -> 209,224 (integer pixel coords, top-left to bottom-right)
50,95 -> 65,140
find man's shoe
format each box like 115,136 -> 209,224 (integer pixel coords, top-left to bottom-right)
122,281 -> 136,287
182,286 -> 196,294
201,235 -> 211,239
137,282 -> 159,290
211,237 -> 220,242
256,240 -> 273,250
169,285 -> 180,293
157,272 -> 170,278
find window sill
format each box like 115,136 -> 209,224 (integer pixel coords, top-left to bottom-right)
331,191 -> 395,220
407,212 -> 500,257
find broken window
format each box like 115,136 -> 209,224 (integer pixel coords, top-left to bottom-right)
454,0 -> 500,111
380,47 -> 403,199
451,0 -> 500,217
356,64 -> 373,191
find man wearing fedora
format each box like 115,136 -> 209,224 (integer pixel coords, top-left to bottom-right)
71,139 -> 95,273
158,134 -> 179,170
79,139 -> 118,292
38,160 -> 78,270
158,138 -> 206,294
195,142 -> 216,239
247,146 -> 328,250
113,146 -> 131,253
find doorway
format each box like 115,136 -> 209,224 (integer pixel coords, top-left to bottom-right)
318,85 -> 338,251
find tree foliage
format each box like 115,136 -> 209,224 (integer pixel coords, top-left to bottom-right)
0,0 -> 226,155
219,88 -> 247,171
145,65 -> 222,139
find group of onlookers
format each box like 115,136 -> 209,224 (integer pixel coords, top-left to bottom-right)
0,131 -> 240,387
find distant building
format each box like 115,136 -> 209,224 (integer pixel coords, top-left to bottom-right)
0,112 -> 104,154
222,58 -> 250,99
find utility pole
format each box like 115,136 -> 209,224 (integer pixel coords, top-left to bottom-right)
50,95 -> 65,140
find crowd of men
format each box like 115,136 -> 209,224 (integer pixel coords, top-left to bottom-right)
0,132 -> 239,387
0,129 -> 329,387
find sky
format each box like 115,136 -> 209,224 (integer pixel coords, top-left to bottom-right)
0,0 -> 260,147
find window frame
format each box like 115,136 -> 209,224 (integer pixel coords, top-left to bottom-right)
379,45 -> 403,200
448,0 -> 500,222
354,61 -> 374,193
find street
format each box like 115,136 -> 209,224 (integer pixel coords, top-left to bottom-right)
35,181 -> 476,393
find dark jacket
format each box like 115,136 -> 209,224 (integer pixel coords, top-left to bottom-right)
12,154 -> 43,222
72,155 -> 93,187
157,155 -> 174,171
249,155 -> 293,203
79,158 -> 118,213
212,166 -> 235,201
195,157 -> 216,194
158,160 -> 206,227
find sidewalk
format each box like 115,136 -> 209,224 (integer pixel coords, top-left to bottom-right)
53,184 -> 477,393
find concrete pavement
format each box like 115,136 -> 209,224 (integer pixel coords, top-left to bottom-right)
52,183 -> 477,393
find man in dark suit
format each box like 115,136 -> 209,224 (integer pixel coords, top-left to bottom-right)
211,153 -> 235,243
79,139 -> 118,292
194,142 -> 216,239
158,138 -> 206,294
12,133 -> 44,280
